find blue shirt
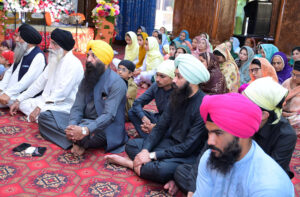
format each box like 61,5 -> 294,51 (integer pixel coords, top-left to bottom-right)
194,140 -> 294,197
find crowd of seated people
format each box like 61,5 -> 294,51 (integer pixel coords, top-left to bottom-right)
0,23 -> 299,196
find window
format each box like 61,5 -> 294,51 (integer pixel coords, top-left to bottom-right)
155,0 -> 174,32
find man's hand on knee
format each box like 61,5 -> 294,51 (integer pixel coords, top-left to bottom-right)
133,149 -> 151,167
9,100 -> 20,116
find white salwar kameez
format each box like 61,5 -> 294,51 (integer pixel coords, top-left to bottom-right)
17,51 -> 84,119
0,47 -> 46,107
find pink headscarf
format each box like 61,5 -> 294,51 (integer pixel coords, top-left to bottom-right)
200,93 -> 262,138
193,38 -> 211,57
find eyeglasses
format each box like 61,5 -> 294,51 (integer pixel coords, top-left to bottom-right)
271,61 -> 282,65
117,67 -> 129,72
249,68 -> 261,73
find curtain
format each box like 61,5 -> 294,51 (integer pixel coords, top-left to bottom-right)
116,0 -> 157,40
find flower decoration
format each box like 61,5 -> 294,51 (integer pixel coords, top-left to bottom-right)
4,0 -> 74,22
92,0 -> 120,25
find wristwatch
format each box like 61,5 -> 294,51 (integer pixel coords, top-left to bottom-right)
81,127 -> 87,135
149,152 -> 157,161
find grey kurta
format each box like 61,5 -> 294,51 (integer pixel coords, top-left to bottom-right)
38,68 -> 128,153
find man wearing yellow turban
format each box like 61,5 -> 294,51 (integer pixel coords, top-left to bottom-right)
38,40 -> 128,156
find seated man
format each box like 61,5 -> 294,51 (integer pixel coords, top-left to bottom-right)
282,60 -> 300,135
0,23 -> 46,107
128,60 -> 175,138
170,77 -> 297,196
38,40 -> 128,156
105,54 -> 210,184
244,77 -> 297,178
9,28 -> 84,122
194,93 -> 294,196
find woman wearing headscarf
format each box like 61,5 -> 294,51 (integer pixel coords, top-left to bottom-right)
213,43 -> 240,92
136,32 -> 148,69
112,31 -> 139,68
173,30 -> 192,45
134,37 -> 163,87
258,44 -> 279,62
231,37 -> 241,54
236,46 -> 255,85
225,40 -> 238,59
159,26 -> 171,43
199,32 -> 213,51
199,52 -> 228,94
175,45 -> 191,58
271,52 -> 293,84
193,38 -> 211,57
137,26 -> 147,34
249,58 -> 278,83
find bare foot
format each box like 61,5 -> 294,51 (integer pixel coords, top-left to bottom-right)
105,154 -> 133,169
163,180 -> 179,196
71,144 -> 85,156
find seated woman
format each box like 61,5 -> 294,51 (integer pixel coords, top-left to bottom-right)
199,52 -> 228,94
225,40 -> 238,59
168,41 -> 179,60
134,37 -> 163,88
199,32 -> 213,51
137,26 -> 147,34
173,30 -> 192,48
213,43 -> 240,92
289,46 -> 300,66
193,38 -> 211,57
191,36 -> 200,54
244,37 -> 257,53
258,43 -> 279,63
159,26 -> 171,43
152,30 -> 169,55
271,52 -> 293,84
135,32 -> 148,71
175,45 -> 191,58
249,58 -> 278,83
236,46 -> 255,85
113,31 -> 139,67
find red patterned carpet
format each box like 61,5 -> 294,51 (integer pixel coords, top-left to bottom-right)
0,49 -> 298,196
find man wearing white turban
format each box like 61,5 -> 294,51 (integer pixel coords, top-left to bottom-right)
128,60 -> 175,138
105,54 -> 210,184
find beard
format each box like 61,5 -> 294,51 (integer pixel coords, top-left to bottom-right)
48,48 -> 64,65
170,81 -> 192,111
13,42 -> 28,65
207,137 -> 241,175
83,61 -> 106,91
47,48 -> 64,77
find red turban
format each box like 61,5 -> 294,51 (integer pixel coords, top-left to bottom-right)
200,93 -> 262,138
1,51 -> 14,64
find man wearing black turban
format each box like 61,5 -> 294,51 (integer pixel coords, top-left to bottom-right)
10,28 -> 83,125
0,23 -> 46,107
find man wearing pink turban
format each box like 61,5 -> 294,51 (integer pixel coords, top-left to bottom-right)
192,93 -> 294,197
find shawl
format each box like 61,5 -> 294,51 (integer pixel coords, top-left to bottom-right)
199,52 -> 228,94
249,57 -> 278,83
214,43 -> 240,92
124,31 -> 139,61
136,32 -> 148,69
271,52 -> 293,84
173,30 -> 192,44
238,46 -> 255,85
259,44 -> 279,62
177,44 -> 192,54
145,37 -> 163,71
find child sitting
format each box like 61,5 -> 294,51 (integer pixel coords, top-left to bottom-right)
0,50 -> 14,80
117,60 -> 138,121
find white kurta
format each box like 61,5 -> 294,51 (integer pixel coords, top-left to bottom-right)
0,47 -> 46,107
17,50 -> 84,117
